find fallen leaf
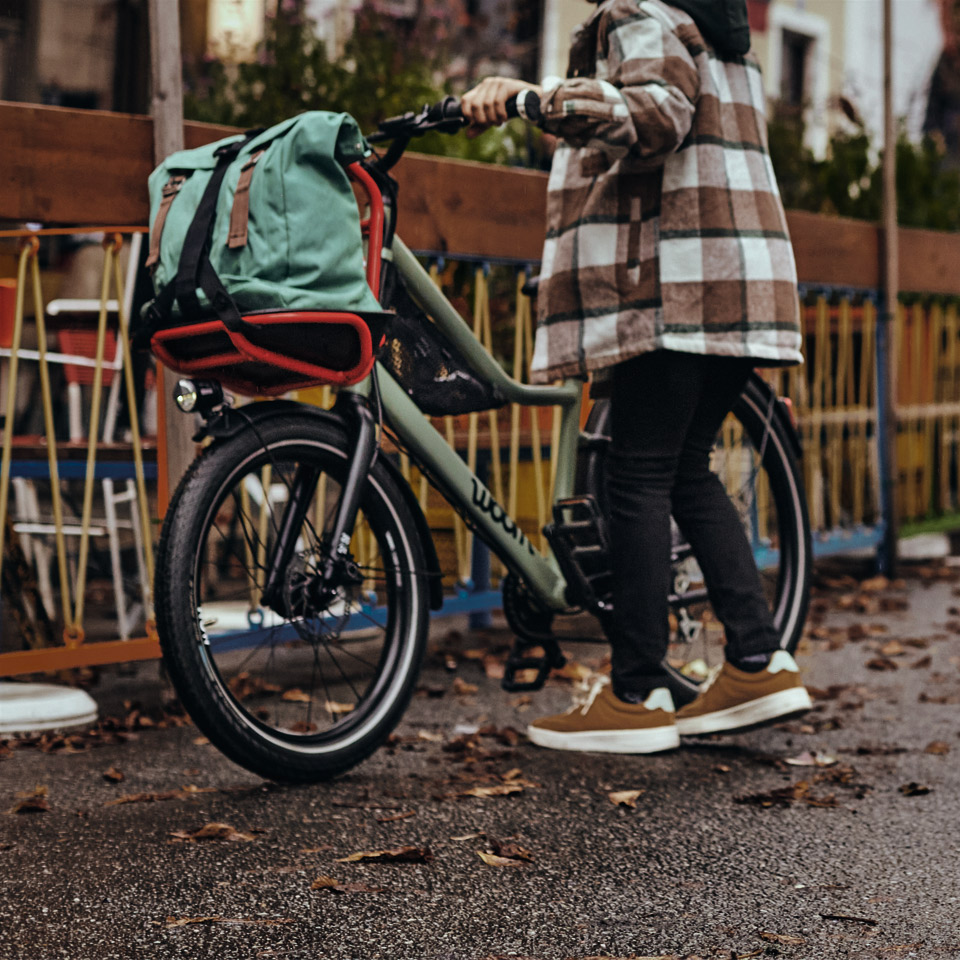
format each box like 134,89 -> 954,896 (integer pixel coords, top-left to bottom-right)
8,785 -> 49,814
735,781 -> 838,808
450,832 -> 485,841
456,782 -> 525,799
416,730 -> 444,743
608,789 -> 645,808
879,640 -> 905,657
866,657 -> 899,671
335,845 -> 432,864
375,811 -> 416,823
488,837 -> 534,861
311,875 -> 382,894
550,659 -> 593,683
324,700 -> 354,715
453,677 -> 478,696
898,782 -> 932,796
847,622 -> 868,641
925,740 -> 950,755
859,575 -> 890,593
820,913 -> 878,926
169,822 -> 265,843
281,688 -> 312,703
192,736 -> 210,746
715,764 -> 731,773
103,766 -> 125,783
759,931 -> 806,945
785,751 -> 838,767
477,850 -> 525,867
911,655 -> 933,669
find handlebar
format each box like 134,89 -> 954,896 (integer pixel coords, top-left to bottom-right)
367,91 -> 543,147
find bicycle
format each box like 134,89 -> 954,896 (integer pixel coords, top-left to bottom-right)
153,96 -> 812,782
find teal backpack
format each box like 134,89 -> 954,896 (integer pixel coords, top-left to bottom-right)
141,111 -> 388,395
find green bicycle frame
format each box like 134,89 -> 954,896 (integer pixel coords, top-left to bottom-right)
344,237 -> 582,611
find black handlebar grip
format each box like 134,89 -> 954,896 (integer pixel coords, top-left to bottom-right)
506,90 -> 543,125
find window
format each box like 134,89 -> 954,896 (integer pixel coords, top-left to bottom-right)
780,29 -> 811,108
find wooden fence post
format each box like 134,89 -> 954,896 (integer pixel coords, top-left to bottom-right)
148,0 -> 193,509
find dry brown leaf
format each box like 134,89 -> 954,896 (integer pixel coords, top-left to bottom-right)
310,876 -> 338,889
335,845 -> 432,864
925,740 -> 950,755
898,782 -> 932,796
866,656 -> 899,671
192,736 -> 210,746
489,838 -> 534,861
169,822 -> 264,843
911,655 -> 933,669
9,785 -> 49,814
452,677 -> 479,696
820,913 -> 878,926
608,789 -> 645,808
550,660 -> 593,683
323,700 -> 354,715
759,931 -> 806,945
375,811 -> 416,823
879,640 -> 905,657
477,850 -> 525,867
859,575 -> 890,592
281,688 -> 312,703
416,730 -> 444,743
735,780 -> 838,808
450,832 -> 485,841
102,766 -> 125,783
482,656 -> 506,680
458,782 -> 525,799
310,875 -> 383,893
784,751 -> 838,767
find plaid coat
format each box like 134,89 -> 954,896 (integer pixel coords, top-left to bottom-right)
529,0 -> 802,383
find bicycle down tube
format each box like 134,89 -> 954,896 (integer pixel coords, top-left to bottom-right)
344,237 -> 584,611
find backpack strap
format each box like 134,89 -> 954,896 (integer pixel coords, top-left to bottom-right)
146,174 -> 187,269
173,137 -> 248,326
227,149 -> 266,250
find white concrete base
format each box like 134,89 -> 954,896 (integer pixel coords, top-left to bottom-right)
898,533 -> 951,560
0,683 -> 98,734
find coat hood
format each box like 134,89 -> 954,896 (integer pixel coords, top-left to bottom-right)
666,0 -> 751,55
586,0 -> 751,57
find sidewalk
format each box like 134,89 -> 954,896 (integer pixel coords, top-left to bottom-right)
2,561 -> 959,960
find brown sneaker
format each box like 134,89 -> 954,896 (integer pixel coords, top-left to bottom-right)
527,679 -> 679,754
675,651 -> 812,736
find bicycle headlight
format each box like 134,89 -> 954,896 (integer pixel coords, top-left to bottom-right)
174,379 -> 198,413
174,379 -> 224,416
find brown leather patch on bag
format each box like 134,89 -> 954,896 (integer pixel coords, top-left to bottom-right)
227,149 -> 266,250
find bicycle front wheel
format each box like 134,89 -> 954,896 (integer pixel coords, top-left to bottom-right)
155,412 -> 429,783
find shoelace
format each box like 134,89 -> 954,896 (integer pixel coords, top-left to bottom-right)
568,674 -> 609,715
695,662 -> 724,697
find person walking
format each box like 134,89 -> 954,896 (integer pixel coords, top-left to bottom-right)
461,0 -> 811,753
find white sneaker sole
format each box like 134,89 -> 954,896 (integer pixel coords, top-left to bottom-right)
676,686 -> 813,736
526,723 -> 680,754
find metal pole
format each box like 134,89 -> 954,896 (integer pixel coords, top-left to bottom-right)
148,0 -> 194,506
879,0 -> 899,574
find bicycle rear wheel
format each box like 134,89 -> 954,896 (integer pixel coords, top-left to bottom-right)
155,412 -> 429,782
575,376 -> 811,706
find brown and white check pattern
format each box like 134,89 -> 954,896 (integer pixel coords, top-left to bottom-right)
530,0 -> 802,383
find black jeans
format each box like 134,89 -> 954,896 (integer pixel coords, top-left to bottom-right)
606,351 -> 780,698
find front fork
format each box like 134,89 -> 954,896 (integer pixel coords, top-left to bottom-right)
259,393 -> 379,611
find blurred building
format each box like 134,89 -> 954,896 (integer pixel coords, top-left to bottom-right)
0,0 -> 949,159
0,0 -> 149,113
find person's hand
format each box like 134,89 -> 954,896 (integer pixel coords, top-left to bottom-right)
461,77 -> 542,136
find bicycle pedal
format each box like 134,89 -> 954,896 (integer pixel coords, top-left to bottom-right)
543,495 -> 614,615
501,637 -> 566,693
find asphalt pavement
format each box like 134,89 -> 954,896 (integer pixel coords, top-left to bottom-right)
2,561 -> 960,960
